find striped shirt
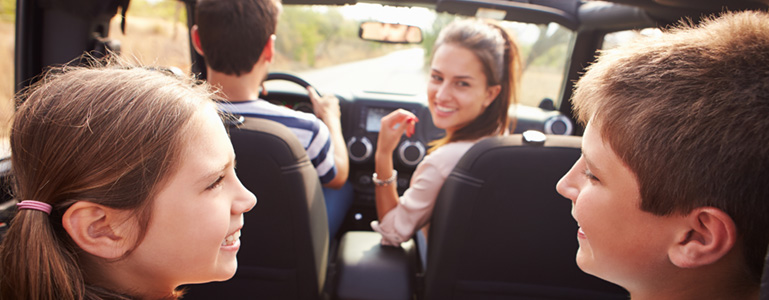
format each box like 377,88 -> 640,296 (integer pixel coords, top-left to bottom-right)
218,99 -> 337,184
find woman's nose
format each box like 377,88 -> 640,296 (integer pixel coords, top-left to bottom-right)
434,82 -> 451,101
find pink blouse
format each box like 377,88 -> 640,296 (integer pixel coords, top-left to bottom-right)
371,140 -> 477,246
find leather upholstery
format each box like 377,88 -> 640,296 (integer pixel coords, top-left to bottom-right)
424,133 -> 628,300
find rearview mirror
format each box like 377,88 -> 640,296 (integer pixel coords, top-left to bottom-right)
359,21 -> 423,44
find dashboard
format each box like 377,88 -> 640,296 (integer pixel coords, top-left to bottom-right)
266,89 -> 574,229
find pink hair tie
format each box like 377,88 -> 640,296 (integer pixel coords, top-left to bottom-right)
16,200 -> 53,215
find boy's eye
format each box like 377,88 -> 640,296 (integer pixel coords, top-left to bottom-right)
207,175 -> 225,190
583,169 -> 599,182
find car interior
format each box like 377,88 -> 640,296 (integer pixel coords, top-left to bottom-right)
3,0 -> 769,299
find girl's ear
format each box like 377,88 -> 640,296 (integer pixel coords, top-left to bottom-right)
483,84 -> 502,108
668,207 -> 737,268
62,201 -> 136,259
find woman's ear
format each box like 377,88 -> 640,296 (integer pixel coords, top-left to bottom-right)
62,201 -> 136,260
483,84 -> 502,108
668,207 -> 737,268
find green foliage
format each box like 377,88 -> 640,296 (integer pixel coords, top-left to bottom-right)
276,6 -> 389,69
0,0 -> 14,23
420,13 -> 460,66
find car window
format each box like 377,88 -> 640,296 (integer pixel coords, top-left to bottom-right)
269,4 -> 574,109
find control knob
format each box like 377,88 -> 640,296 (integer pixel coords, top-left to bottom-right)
398,140 -> 425,167
347,136 -> 373,162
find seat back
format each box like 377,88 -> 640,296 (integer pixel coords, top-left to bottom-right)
424,134 -> 628,300
184,117 -> 328,300
761,243 -> 769,300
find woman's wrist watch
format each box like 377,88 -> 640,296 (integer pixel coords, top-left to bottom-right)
372,170 -> 398,187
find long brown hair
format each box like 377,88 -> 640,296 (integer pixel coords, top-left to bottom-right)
429,19 -> 522,151
0,61 -> 214,299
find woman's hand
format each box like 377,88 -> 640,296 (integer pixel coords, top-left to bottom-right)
376,109 -> 419,155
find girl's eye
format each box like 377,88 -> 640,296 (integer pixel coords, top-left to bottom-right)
207,175 -> 225,190
456,81 -> 470,87
430,74 -> 443,82
583,169 -> 599,182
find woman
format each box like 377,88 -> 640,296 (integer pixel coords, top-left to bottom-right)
371,19 -> 522,247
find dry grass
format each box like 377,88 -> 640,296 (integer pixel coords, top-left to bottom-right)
0,21 -> 14,140
108,15 -> 191,73
0,16 -> 190,141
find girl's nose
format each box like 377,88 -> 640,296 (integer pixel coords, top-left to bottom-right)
233,178 -> 257,214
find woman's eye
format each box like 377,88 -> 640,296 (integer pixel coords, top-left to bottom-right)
207,175 -> 225,190
430,74 -> 442,82
457,81 -> 470,87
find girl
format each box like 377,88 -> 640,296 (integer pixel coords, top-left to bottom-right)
0,63 -> 257,299
371,19 -> 522,247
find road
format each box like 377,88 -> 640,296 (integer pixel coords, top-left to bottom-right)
265,47 -> 428,99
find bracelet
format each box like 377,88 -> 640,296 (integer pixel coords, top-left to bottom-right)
372,170 -> 398,187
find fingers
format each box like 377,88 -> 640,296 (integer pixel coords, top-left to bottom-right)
382,109 -> 419,137
307,86 -> 320,104
405,116 -> 417,138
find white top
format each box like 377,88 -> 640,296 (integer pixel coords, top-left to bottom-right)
371,140 -> 477,246
218,99 -> 337,183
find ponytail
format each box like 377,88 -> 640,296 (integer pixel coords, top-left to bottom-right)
1,207 -> 84,300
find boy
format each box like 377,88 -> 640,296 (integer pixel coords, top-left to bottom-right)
191,0 -> 352,237
557,11 -> 769,299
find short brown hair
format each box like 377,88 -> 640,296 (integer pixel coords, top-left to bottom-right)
572,10 -> 769,282
195,0 -> 281,76
0,60 -> 215,299
430,19 -> 522,150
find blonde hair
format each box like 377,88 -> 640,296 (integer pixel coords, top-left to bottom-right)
0,60 -> 215,299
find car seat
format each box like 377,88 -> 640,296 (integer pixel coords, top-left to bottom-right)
761,243 -> 769,300
333,133 -> 628,300
184,117 -> 328,300
422,133 -> 628,299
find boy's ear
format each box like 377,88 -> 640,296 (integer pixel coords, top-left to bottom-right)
262,34 -> 276,63
668,207 -> 737,268
62,201 -> 136,260
190,25 -> 205,56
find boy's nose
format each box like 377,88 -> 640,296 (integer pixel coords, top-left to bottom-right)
556,165 -> 579,203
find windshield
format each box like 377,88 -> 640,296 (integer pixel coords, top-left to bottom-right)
268,3 -> 574,108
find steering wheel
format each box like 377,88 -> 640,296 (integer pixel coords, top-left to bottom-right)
264,72 -> 315,113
